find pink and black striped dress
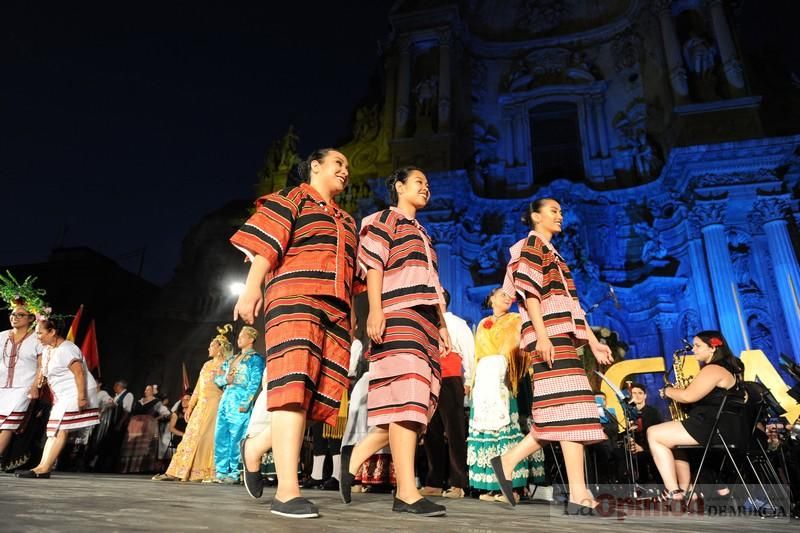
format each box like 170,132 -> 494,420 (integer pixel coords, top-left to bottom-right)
358,208 -> 446,428
503,231 -> 605,443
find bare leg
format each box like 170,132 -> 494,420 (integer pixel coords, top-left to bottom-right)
562,441 -> 594,506
499,432 -> 543,479
271,409 -> 306,502
389,421 -> 423,503
244,428 -> 272,473
0,429 -> 13,456
647,421 -> 698,493
675,457 -> 692,491
347,427 -> 390,474
34,430 -> 69,473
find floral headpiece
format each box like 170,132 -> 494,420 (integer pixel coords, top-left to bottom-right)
0,271 -> 50,318
709,337 -> 723,348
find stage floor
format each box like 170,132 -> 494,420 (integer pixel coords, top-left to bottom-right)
0,472 -> 796,532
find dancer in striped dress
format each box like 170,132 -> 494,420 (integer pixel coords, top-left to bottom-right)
490,198 -> 616,517
231,148 -> 357,519
340,166 -> 451,517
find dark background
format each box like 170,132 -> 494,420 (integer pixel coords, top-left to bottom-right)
1,1 -> 394,285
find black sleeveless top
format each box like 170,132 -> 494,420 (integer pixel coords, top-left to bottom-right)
681,361 -> 748,448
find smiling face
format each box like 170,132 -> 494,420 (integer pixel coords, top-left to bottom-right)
489,289 -> 513,316
310,150 -> 349,197
35,320 -> 58,346
9,305 -> 35,330
692,336 -> 716,364
395,169 -> 430,210
530,199 -> 563,236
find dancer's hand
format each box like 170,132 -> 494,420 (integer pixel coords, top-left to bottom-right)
438,327 -> 452,355
234,285 -> 263,325
590,340 -> 614,365
536,337 -> 555,368
77,396 -> 88,411
366,309 -> 386,345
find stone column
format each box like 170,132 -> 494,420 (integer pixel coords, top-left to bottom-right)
428,222 -> 458,310
752,198 -> 800,361
395,34 -> 412,138
686,213 -> 719,330
501,115 -> 515,165
437,29 -> 452,133
582,98 -> 598,158
653,0 -> 689,98
655,314 -> 678,358
695,201 -> 749,355
592,95 -> 609,158
513,109 -> 526,165
708,0 -> 745,89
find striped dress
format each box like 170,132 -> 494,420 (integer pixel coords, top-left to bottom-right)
230,184 -> 357,426
358,208 -> 445,428
503,231 -> 605,444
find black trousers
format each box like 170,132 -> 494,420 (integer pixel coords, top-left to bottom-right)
423,376 -> 468,489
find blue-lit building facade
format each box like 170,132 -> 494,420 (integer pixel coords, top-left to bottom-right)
321,0 -> 800,371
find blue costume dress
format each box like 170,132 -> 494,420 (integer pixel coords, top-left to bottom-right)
213,348 -> 265,481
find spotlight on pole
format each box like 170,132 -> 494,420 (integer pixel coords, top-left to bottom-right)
229,281 -> 246,297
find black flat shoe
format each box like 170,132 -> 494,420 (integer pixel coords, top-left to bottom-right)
15,469 -> 50,479
270,497 -> 319,519
392,497 -> 446,517
321,477 -> 339,491
489,456 -> 516,508
339,446 -> 354,504
301,477 -> 324,489
239,438 -> 263,499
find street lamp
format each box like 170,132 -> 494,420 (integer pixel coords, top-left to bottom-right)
229,281 -> 246,297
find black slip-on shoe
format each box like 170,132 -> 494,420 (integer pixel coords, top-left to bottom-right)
392,497 -> 446,517
489,456 -> 516,508
15,469 -> 50,479
239,438 -> 263,499
339,446 -> 354,504
270,497 -> 320,519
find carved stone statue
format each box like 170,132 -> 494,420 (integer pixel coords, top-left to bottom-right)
414,76 -> 438,118
634,221 -> 668,265
682,33 -> 717,78
353,105 -> 379,141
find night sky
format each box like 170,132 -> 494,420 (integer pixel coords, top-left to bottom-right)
1,1 -> 394,284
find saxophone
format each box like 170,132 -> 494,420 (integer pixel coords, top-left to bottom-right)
663,341 -> 693,422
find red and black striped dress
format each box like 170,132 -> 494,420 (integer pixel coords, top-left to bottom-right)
230,184 -> 357,426
358,208 -> 446,428
503,230 -> 605,443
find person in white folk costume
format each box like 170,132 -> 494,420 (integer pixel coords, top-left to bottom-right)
16,313 -> 99,478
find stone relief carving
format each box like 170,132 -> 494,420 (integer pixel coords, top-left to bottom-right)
611,29 -> 643,73
613,100 -> 662,179
634,221 -> 668,265
352,105 -> 379,142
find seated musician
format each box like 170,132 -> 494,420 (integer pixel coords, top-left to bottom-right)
627,382 -> 662,483
646,331 -> 747,503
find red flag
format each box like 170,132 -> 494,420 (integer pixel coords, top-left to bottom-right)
66,304 -> 84,342
80,319 -> 101,376
181,362 -> 190,394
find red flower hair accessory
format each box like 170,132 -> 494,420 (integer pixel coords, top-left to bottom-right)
483,319 -> 494,329
709,337 -> 723,348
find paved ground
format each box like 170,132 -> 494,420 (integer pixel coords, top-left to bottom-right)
0,472 -> 796,532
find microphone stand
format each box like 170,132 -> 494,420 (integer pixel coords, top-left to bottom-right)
602,402 -> 643,500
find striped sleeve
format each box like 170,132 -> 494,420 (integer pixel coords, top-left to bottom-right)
357,211 -> 392,277
513,240 -> 544,302
230,189 -> 299,265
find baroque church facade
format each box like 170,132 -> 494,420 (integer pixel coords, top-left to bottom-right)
294,0 -> 800,368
